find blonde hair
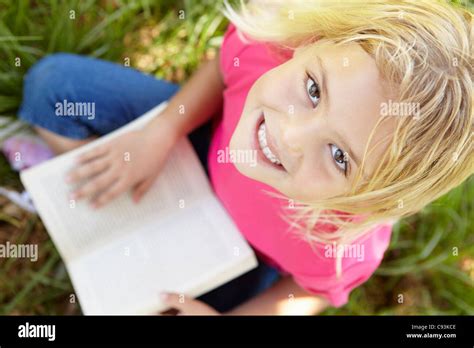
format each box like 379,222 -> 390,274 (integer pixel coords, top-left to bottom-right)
222,0 -> 473,248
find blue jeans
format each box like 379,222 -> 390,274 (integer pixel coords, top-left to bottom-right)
19,53 -> 280,313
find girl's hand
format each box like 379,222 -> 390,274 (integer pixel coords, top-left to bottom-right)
160,293 -> 220,315
66,118 -> 179,208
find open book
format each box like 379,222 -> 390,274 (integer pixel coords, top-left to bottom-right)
20,102 -> 257,315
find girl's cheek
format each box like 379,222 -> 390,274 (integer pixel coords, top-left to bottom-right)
290,150 -> 340,199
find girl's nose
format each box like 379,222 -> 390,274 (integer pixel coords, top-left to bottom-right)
279,117 -> 306,157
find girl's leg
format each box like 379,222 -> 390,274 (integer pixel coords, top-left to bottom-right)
19,53 -> 180,153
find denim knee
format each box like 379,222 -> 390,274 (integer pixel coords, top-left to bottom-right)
19,53 -> 181,139
23,53 -> 80,99
19,53 -> 93,139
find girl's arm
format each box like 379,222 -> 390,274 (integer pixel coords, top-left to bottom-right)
162,276 -> 330,315
144,51 -> 225,143
225,276 -> 330,315
68,53 -> 225,206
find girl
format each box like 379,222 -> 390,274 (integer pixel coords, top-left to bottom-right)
18,0 -> 472,315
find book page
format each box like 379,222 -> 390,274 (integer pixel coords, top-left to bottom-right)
68,196 -> 257,315
21,102 -> 258,314
20,102 -> 212,262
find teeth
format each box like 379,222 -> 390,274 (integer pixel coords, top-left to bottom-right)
257,122 -> 281,165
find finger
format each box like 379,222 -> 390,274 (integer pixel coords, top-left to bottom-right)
160,293 -> 194,313
132,177 -> 155,203
90,178 -> 127,209
160,293 -> 217,315
76,144 -> 110,164
70,167 -> 118,201
66,157 -> 110,184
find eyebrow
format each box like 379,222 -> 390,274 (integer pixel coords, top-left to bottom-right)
315,56 -> 363,176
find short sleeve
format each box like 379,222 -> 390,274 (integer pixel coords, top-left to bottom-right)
292,223 -> 393,307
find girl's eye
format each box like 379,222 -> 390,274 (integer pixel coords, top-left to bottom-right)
330,144 -> 349,176
306,75 -> 321,107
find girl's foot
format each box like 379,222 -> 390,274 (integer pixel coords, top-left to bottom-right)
2,134 -> 54,171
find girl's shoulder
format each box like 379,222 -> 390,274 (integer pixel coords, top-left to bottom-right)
220,23 -> 292,83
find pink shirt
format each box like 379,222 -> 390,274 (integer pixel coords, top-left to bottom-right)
208,24 -> 393,307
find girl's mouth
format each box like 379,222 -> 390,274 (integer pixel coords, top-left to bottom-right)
255,115 -> 285,171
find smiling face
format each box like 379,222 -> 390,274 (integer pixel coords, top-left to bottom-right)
229,41 -> 397,202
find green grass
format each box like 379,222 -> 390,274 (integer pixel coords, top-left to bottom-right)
0,0 -> 472,315
322,177 -> 474,315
